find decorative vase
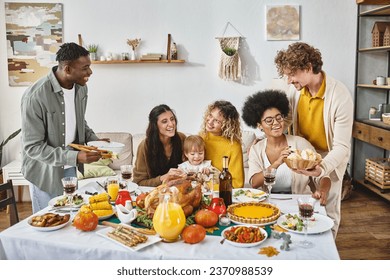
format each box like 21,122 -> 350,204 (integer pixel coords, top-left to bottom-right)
130,49 -> 136,60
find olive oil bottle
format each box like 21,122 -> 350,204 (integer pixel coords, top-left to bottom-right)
219,156 -> 232,207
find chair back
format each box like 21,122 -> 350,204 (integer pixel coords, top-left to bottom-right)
0,180 -> 19,226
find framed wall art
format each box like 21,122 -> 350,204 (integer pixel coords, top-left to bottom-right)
5,2 -> 63,86
266,5 -> 300,41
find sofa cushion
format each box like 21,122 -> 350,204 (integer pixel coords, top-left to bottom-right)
131,133 -> 146,165
96,132 -> 133,170
241,130 -> 256,168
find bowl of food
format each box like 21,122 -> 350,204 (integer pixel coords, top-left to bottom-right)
283,148 -> 322,170
87,141 -> 125,154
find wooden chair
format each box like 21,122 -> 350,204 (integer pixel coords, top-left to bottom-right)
0,180 -> 19,226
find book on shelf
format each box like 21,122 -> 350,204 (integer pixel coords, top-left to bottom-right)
140,53 -> 163,61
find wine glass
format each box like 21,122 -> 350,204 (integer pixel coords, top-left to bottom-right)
297,196 -> 316,248
262,166 -> 276,202
61,177 -> 78,206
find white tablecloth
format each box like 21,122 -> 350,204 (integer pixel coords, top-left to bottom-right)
0,184 -> 339,260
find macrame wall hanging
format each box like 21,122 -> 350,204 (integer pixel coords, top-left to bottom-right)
216,22 -> 244,81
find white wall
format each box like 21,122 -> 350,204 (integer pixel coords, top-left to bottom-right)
0,0 -> 357,167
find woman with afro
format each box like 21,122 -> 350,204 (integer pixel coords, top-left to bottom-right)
242,89 -> 317,194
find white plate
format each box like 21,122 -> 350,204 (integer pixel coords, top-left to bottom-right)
277,212 -> 334,234
87,141 -> 125,154
232,188 -> 267,203
96,226 -> 162,251
97,206 -> 116,221
48,194 -> 88,208
28,216 -> 71,232
221,226 -> 268,248
126,181 -> 139,193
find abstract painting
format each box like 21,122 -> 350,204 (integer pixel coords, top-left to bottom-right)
266,5 -> 300,41
5,3 -> 63,86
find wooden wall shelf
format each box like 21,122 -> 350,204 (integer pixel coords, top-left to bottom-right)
91,59 -> 185,64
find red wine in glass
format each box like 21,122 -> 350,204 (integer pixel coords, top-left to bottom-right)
121,172 -> 132,180
64,184 -> 76,194
264,175 -> 275,184
299,203 -> 314,218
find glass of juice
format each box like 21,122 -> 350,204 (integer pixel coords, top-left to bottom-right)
107,177 -> 120,202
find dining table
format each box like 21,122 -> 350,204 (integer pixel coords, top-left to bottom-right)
0,182 -> 339,260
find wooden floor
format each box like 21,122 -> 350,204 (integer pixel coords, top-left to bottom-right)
1,186 -> 390,260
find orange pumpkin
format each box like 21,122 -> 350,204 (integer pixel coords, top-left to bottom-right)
181,224 -> 206,244
73,205 -> 99,231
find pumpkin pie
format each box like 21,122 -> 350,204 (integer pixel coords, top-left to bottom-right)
227,202 -> 281,225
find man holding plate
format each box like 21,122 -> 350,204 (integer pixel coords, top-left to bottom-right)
21,43 -> 108,213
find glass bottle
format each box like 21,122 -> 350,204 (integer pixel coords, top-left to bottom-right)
219,156 -> 233,207
152,186 -> 186,242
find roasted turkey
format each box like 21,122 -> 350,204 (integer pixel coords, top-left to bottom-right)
144,175 -> 202,217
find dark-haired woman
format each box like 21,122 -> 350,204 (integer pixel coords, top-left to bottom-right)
242,89 -> 315,194
133,104 -> 186,187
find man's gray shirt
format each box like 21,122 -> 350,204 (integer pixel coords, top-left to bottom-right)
21,66 -> 99,195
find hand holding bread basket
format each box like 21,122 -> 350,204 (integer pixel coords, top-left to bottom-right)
283,148 -> 322,170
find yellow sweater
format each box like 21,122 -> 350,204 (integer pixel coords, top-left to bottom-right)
203,132 -> 244,188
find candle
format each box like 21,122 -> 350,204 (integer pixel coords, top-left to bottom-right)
219,215 -> 230,226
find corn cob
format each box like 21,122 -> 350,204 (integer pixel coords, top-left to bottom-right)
89,201 -> 112,210
89,193 -> 110,204
93,209 -> 113,217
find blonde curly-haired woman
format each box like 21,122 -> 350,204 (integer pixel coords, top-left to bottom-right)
200,100 -> 244,188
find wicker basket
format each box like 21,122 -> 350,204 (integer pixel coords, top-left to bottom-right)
382,113 -> 390,125
365,158 -> 390,190
283,158 -> 322,170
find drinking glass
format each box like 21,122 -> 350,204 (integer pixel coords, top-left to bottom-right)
297,196 -> 316,248
107,177 -> 120,202
120,165 -> 133,180
61,177 -> 78,206
262,166 -> 276,202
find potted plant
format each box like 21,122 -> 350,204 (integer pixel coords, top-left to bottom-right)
223,47 -> 236,56
86,44 -> 99,61
0,128 -> 21,170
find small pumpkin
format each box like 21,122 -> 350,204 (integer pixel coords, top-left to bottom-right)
181,224 -> 206,244
73,205 -> 99,231
195,209 -> 218,228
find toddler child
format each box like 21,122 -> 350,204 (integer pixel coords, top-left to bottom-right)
178,135 -> 214,175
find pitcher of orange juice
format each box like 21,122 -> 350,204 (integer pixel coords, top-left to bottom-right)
153,186 -> 186,242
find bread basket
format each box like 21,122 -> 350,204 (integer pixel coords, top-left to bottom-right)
382,113 -> 390,125
283,149 -> 322,170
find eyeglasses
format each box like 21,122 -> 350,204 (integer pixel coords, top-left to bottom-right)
262,114 -> 285,126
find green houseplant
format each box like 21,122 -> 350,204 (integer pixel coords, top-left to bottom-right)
0,128 -> 21,168
223,47 -> 236,56
86,44 -> 99,61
